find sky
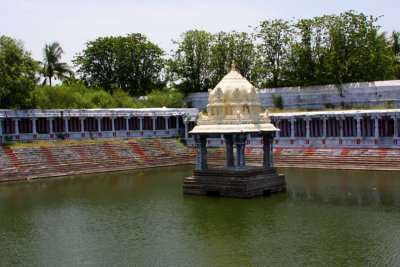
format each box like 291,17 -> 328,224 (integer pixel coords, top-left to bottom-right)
1,0 -> 399,66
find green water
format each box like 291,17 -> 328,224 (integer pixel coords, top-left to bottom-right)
1,166 -> 400,267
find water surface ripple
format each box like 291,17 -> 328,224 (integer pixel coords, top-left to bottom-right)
1,166 -> 400,266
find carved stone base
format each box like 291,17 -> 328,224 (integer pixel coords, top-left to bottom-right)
183,167 -> 286,198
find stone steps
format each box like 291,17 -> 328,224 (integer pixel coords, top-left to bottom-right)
0,139 -> 195,181
206,148 -> 400,170
1,140 -> 399,182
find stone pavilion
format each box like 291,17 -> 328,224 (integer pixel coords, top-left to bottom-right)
183,61 -> 286,198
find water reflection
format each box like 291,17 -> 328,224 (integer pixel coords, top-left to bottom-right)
284,168 -> 400,209
181,194 -> 285,266
0,166 -> 400,266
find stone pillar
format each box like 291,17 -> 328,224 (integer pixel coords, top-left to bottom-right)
356,116 -> 361,137
235,133 -> 247,170
374,116 -> 380,138
262,134 -> 271,168
125,117 -> 130,131
80,117 -> 85,133
305,117 -> 310,138
322,117 -> 327,138
14,119 -> 19,135
337,117 -> 343,138
111,118 -> 115,132
165,117 -> 169,131
64,118 -> 69,133
392,116 -> 398,138
49,118 -> 53,134
139,117 -> 143,131
290,117 -> 295,139
97,118 -> 101,132
152,117 -> 157,131
175,116 -> 179,129
184,121 -> 189,140
32,118 -> 37,134
0,119 -> 3,135
194,135 -> 207,171
275,119 -> 280,138
224,134 -> 234,167
269,134 -> 274,167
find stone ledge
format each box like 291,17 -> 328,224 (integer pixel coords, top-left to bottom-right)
184,167 -> 286,198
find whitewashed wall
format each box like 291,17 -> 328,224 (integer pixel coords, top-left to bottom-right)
186,80 -> 400,110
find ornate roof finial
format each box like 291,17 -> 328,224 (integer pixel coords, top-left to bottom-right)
231,60 -> 237,71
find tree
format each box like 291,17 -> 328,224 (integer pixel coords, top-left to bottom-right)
41,42 -> 73,86
288,17 -> 329,86
210,31 -> 257,85
170,30 -> 213,93
392,31 -> 400,78
323,11 -> 395,84
255,19 -> 294,88
0,36 -> 39,108
288,11 -> 397,87
391,31 -> 400,56
74,34 -> 164,96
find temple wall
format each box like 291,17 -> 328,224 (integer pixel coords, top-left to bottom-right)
186,80 -> 400,110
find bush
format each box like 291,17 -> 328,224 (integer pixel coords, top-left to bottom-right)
111,89 -> 144,108
146,88 -> 184,108
271,93 -> 283,109
33,84 -> 184,109
33,84 -> 145,109
325,103 -> 335,109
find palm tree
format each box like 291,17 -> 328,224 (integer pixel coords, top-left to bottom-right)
41,42 -> 73,86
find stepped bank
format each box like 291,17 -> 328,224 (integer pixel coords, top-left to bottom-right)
1,138 -> 399,182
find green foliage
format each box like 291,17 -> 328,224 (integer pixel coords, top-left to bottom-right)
170,30 -> 213,94
271,93 -> 284,109
169,11 -> 398,91
146,88 -> 184,108
111,89 -> 144,108
41,42 -> 73,86
325,103 -> 335,109
170,30 -> 258,93
33,84 -> 143,109
0,35 -> 39,108
74,34 -> 164,96
391,31 -> 400,56
289,11 -> 396,86
392,31 -> 400,78
323,12 -> 394,84
210,31 -> 257,84
255,19 -> 294,88
2,11 -> 399,111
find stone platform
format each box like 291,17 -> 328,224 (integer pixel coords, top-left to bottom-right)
183,166 -> 286,198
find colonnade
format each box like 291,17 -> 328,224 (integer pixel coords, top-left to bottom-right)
0,109 -> 198,142
274,115 -> 400,139
2,109 -> 400,148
